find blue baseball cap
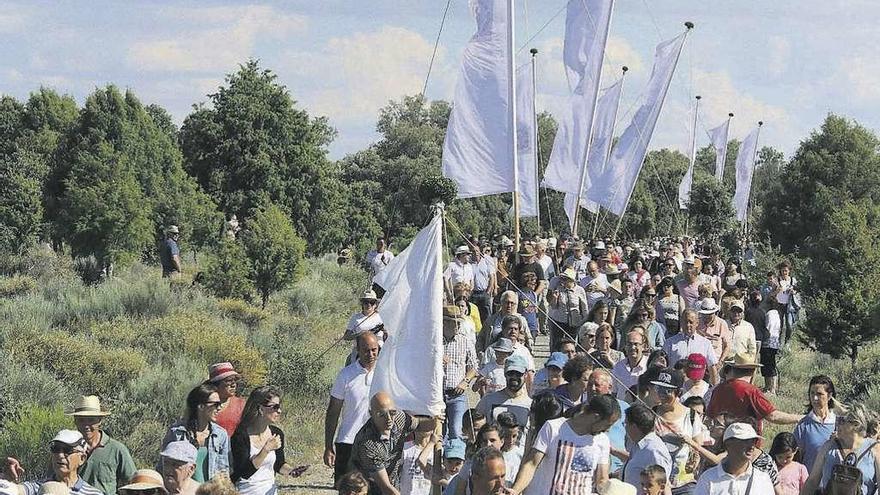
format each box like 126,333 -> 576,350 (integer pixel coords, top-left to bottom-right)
443,438 -> 467,460
545,352 -> 568,370
504,354 -> 528,374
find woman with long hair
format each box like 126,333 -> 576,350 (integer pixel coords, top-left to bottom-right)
655,277 -> 685,337
231,386 -> 305,495
161,384 -> 230,481
793,375 -> 842,471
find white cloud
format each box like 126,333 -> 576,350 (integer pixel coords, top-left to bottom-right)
0,6 -> 27,34
285,26 -> 448,125
840,53 -> 880,103
766,36 -> 791,77
127,5 -> 307,73
691,69 -> 789,137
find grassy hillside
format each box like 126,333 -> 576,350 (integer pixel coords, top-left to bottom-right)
0,248 -> 366,476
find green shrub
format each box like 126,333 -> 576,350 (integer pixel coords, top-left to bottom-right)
217,298 -> 267,327
0,360 -> 75,423
113,277 -> 173,319
0,404 -> 69,479
202,239 -> 254,301
267,342 -> 330,398
5,331 -> 147,397
0,275 -> 36,298
0,246 -> 73,281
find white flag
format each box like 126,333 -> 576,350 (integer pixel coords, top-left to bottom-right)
709,119 -> 731,181
678,99 -> 700,209
371,209 -> 445,416
733,127 -> 761,222
563,76 -> 624,230
516,63 -> 539,217
542,0 -> 613,195
442,0 -> 514,198
587,32 -> 689,216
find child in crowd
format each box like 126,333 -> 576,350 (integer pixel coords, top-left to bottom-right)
337,471 -> 368,495
497,412 -> 524,484
461,408 -> 486,456
432,439 -> 467,490
639,464 -> 667,495
770,432 -> 809,495
682,395 -> 705,417
474,338 -> 513,396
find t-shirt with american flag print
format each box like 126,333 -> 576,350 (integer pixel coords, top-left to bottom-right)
525,417 -> 611,495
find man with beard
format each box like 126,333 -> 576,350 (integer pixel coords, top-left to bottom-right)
508,395 -> 620,495
324,333 -> 380,483
476,355 -> 533,447
694,423 -> 774,493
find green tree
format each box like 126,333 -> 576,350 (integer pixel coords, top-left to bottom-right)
179,60 -> 340,254
686,170 -> 736,241
201,237 -> 254,300
0,150 -> 43,252
242,203 -> 306,308
761,114 -> 880,253
800,200 -> 880,362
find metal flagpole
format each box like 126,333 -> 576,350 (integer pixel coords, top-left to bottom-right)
684,94 -> 701,237
531,47 -> 540,229
507,0 -> 521,257
612,22 -> 694,241
571,0 -> 616,237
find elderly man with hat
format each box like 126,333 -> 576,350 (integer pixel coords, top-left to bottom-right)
206,363 -> 245,436
159,441 -> 199,495
118,470 -> 166,495
563,241 -> 591,282
726,299 -> 757,358
160,226 -> 182,278
509,245 -> 547,295
547,267 -> 588,351
696,298 -> 731,368
444,245 -> 476,299
706,352 -> 803,436
14,430 -> 104,495
694,423 -> 775,494
443,305 -> 478,440
63,396 -> 136,495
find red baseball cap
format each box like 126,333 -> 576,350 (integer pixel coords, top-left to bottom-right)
686,353 -> 708,381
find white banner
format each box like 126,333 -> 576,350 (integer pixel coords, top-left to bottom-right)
371,210 -> 445,416
542,0 -> 613,195
586,32 -> 689,216
442,0 -> 514,198
563,76 -> 625,230
678,99 -> 700,209
709,119 -> 731,182
733,127 -> 761,222
516,62 -> 539,217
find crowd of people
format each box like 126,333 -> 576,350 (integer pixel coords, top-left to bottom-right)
0,364 -> 306,495
325,234 -> 880,495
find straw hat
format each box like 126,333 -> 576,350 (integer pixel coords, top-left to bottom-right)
724,351 -> 762,369
608,279 -> 623,295
560,268 -> 578,281
66,396 -> 110,417
207,362 -> 240,383
118,470 -> 167,494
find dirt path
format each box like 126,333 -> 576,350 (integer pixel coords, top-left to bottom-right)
279,463 -> 335,493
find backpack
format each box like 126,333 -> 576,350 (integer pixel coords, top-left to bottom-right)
826,439 -> 878,495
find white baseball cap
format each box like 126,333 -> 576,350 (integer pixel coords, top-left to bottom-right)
723,423 -> 762,442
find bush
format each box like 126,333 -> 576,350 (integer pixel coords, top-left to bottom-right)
0,360 -> 75,424
0,246 -> 72,281
242,203 -> 307,308
4,331 -> 147,397
217,298 -> 267,327
202,238 -> 254,301
0,275 -> 36,298
267,342 -> 330,398
0,404 -> 69,480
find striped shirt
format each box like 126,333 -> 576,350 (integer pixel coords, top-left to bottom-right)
23,478 -> 104,495
443,330 -> 477,390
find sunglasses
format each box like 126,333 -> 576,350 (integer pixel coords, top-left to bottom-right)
50,443 -> 80,455
262,402 -> 282,411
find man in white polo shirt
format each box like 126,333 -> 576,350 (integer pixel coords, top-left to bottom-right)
444,245 -> 475,298
664,309 -> 719,385
694,423 -> 774,494
324,332 -> 379,483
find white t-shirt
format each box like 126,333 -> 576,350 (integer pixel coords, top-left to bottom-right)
399,440 -> 432,495
503,444 -> 525,485
478,361 -> 507,395
367,250 -> 394,282
694,464 -> 775,495
346,312 -> 383,336
611,356 -> 648,400
525,418 -> 611,495
655,410 -> 708,488
776,276 -> 796,305
444,261 -> 475,287
765,309 -> 781,349
329,360 -> 373,444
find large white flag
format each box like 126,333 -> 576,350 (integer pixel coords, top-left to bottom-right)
678,98 -> 700,209
516,62 -> 539,217
733,127 -> 761,222
371,209 -> 445,416
563,76 -> 625,230
586,31 -> 689,216
709,118 -> 731,181
542,0 -> 613,195
442,0 -> 514,198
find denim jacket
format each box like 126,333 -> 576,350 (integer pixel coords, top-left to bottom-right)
160,421 -> 230,479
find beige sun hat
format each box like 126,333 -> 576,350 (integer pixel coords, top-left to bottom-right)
38,482 -> 71,495
119,470 -> 167,494
67,395 -> 111,417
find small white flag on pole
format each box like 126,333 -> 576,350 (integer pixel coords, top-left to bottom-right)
371,209 -> 445,416
586,29 -> 690,216
442,0 -> 514,199
678,96 -> 701,209
709,116 -> 732,182
541,0 -> 614,195
733,126 -> 762,222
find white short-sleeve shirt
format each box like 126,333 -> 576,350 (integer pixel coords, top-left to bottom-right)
525,418 -> 610,495
329,360 -> 373,444
694,464 -> 775,495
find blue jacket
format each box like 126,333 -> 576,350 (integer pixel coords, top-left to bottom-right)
161,421 -> 230,479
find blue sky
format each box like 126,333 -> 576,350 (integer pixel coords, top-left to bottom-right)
2,1 -> 877,159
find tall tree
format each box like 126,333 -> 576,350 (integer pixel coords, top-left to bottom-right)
242,202 -> 306,308
685,170 -> 736,241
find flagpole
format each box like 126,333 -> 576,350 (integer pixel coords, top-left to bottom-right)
507,0 -> 521,257
592,65 -> 629,240
572,0 -> 616,237
531,47 -> 540,229
684,94 -> 701,236
612,21 -> 694,240
745,121 -> 763,239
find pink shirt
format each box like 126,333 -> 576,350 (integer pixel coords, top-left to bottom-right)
698,318 -> 730,360
777,461 -> 809,495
